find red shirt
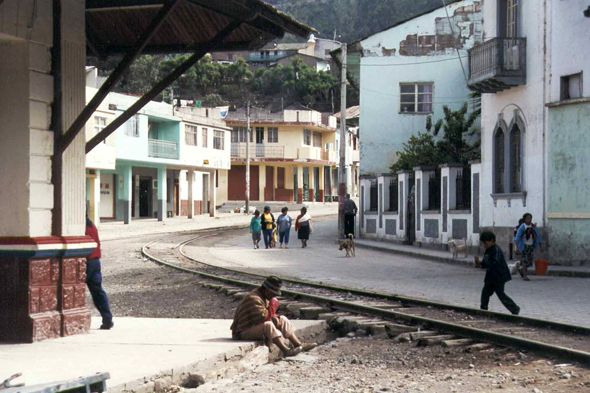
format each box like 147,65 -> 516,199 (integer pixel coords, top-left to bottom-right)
85,223 -> 102,260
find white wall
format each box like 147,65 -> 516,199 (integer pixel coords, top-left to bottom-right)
359,0 -> 482,175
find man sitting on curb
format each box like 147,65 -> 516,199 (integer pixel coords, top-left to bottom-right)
231,276 -> 317,357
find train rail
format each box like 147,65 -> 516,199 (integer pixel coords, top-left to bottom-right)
141,228 -> 590,365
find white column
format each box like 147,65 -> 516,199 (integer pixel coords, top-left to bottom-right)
188,169 -> 194,219
122,166 -> 133,224
209,170 -> 216,217
90,170 -> 100,224
158,166 -> 167,221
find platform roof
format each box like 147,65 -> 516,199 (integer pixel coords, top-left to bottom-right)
85,0 -> 316,57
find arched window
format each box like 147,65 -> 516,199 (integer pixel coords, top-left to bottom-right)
510,125 -> 522,192
494,129 -> 505,193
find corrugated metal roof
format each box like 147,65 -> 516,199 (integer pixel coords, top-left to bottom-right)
334,106 -> 360,120
86,0 -> 316,56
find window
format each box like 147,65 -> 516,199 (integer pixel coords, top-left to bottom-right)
94,116 -> 107,143
494,129 -> 506,193
303,129 -> 312,146
232,126 -> 248,142
213,130 -> 224,150
560,72 -> 583,100
506,0 -> 518,37
227,53 -> 234,60
202,127 -> 208,148
313,131 -> 322,147
255,127 -> 265,144
388,177 -> 399,212
124,115 -> 139,137
369,180 -> 378,211
509,125 -> 522,193
267,127 -> 278,143
400,83 -> 433,114
185,124 -> 198,146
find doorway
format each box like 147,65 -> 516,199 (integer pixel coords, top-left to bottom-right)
139,177 -> 151,217
203,174 -> 209,214
293,167 -> 298,202
99,173 -> 115,220
265,166 -> 274,201
303,167 -> 310,201
314,167 -> 320,202
174,181 -> 180,216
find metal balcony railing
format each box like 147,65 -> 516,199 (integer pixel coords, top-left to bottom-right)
148,139 -> 179,159
231,143 -> 284,159
467,38 -> 526,93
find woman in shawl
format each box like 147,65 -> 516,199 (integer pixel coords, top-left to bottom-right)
295,207 -> 313,248
514,213 -> 542,281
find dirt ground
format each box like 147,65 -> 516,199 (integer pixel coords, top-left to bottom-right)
194,336 -> 590,393
96,234 -> 589,393
93,235 -> 235,320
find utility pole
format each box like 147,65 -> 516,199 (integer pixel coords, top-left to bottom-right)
245,101 -> 251,214
338,42 -> 347,238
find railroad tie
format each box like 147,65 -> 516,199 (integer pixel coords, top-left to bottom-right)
466,343 -> 493,351
417,335 -> 457,346
441,338 -> 476,348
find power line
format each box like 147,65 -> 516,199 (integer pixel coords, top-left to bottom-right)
341,55 -> 468,67
441,0 -> 468,84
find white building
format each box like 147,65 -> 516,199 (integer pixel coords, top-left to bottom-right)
85,88 -> 231,224
357,0 -> 482,175
469,0 -> 590,263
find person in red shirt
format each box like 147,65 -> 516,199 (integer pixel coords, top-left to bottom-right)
85,217 -> 113,330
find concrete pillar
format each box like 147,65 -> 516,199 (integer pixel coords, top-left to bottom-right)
133,174 -> 140,219
259,163 -> 266,202
209,170 -> 216,218
319,166 -> 325,202
309,166 -> 315,202
158,166 -> 167,221
188,169 -> 194,219
122,166 -> 133,224
297,165 -> 304,204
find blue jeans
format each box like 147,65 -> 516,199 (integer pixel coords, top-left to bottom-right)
263,229 -> 273,248
279,229 -> 290,245
86,259 -> 113,324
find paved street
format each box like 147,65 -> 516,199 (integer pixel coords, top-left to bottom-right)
184,217 -> 590,328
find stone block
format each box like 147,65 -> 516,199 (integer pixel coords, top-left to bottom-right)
30,259 -> 52,285
61,308 -> 90,337
29,209 -> 52,237
366,219 -> 377,234
29,155 -> 52,182
29,100 -> 52,130
29,71 -> 53,103
29,182 -> 53,209
30,129 -> 54,156
385,219 -> 396,235
452,219 -> 468,240
39,286 -> 58,312
29,42 -> 51,73
31,311 -> 61,342
62,258 -> 79,284
424,219 -> 439,238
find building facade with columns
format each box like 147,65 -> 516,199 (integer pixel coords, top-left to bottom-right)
85,92 -> 231,224
222,107 -> 339,204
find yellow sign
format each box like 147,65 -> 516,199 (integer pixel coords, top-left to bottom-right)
203,160 -> 209,165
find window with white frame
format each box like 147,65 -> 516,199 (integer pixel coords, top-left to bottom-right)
185,124 -> 198,146
303,129 -> 312,146
560,72 -> 583,101
213,130 -> 225,150
231,126 -> 248,142
202,127 -> 208,148
94,116 -> 107,143
267,127 -> 278,143
400,83 -> 433,114
124,115 -> 139,137
313,131 -> 322,148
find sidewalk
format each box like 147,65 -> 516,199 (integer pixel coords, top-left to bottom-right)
98,203 -> 338,241
0,317 -> 326,393
354,238 -> 590,278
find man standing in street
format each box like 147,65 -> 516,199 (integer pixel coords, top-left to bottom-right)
343,194 -> 357,238
231,276 -> 316,356
85,217 -> 114,330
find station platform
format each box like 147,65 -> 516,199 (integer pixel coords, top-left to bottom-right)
0,317 -> 327,393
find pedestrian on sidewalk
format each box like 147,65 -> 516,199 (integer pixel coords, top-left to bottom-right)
250,210 -> 261,249
295,207 -> 312,248
261,206 -> 276,249
475,231 -> 520,315
85,217 -> 114,329
277,207 -> 292,248
230,276 -> 317,357
514,213 -> 542,281
343,194 -> 357,238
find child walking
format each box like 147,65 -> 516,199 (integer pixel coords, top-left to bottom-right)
514,213 -> 542,281
475,231 -> 520,315
250,210 -> 261,249
277,207 -> 293,248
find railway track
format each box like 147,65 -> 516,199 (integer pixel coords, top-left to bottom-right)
142,228 -> 590,366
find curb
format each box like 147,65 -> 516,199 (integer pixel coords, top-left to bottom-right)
354,240 -> 590,278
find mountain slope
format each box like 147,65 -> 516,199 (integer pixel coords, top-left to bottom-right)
266,0 -> 445,43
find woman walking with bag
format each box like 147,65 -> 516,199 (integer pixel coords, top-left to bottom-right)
514,213 -> 542,281
295,207 -> 313,248
261,206 -> 275,249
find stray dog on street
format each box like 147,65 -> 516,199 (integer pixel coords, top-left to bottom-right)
448,238 -> 468,259
339,234 -> 356,257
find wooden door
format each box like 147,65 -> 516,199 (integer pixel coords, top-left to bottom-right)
228,165 -> 260,201
265,166 -> 274,201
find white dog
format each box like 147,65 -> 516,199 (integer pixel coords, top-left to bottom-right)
448,238 -> 468,259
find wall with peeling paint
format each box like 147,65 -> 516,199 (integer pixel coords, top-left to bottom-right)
358,0 -> 482,176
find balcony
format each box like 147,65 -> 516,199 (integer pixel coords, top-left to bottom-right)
298,146 -> 336,163
148,139 -> 179,159
467,38 -> 526,93
231,143 -> 285,159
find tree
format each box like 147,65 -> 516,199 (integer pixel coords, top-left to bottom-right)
202,93 -> 228,108
390,103 -> 480,173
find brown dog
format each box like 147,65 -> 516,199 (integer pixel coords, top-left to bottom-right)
339,234 -> 356,257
